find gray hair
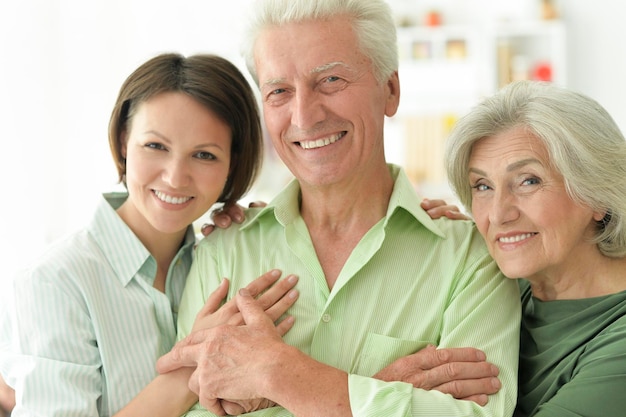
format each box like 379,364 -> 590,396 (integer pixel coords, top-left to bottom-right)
241,0 -> 398,85
445,80 -> 626,258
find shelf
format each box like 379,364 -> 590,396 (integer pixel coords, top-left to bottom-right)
393,20 -> 566,188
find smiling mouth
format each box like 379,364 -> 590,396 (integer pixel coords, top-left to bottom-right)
298,132 -> 345,149
498,233 -> 536,243
153,190 -> 193,205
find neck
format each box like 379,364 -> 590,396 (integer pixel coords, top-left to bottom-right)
298,164 -> 394,289
300,165 -> 394,231
116,202 -> 188,276
529,253 -> 626,301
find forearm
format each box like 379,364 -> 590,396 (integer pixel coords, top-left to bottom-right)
114,367 -> 197,417
263,344 -> 351,417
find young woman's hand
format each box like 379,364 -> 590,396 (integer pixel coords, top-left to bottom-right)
191,269 -> 298,333
201,201 -> 268,236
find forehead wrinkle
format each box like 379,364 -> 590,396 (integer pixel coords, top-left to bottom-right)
507,158 -> 543,172
469,158 -> 543,177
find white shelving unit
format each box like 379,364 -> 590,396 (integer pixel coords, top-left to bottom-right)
389,20 -> 566,196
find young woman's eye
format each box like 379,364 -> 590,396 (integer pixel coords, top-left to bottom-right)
195,151 -> 216,161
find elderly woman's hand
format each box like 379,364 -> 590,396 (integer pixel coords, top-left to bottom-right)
373,344 -> 500,406
420,198 -> 471,221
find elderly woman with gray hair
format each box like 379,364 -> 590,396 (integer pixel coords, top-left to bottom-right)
444,80 -> 626,417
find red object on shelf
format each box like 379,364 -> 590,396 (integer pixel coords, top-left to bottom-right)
533,62 -> 553,81
425,10 -> 442,27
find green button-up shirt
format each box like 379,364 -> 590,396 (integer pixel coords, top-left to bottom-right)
179,165 -> 520,417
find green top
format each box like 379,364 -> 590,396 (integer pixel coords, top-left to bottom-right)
516,280 -> 626,417
178,164 -> 521,417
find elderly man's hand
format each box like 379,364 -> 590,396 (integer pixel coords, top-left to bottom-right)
158,289 -> 288,410
374,344 -> 501,406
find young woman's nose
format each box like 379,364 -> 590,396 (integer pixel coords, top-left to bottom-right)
162,157 -> 190,188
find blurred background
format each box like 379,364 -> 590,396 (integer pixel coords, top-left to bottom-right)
1,0 -> 625,286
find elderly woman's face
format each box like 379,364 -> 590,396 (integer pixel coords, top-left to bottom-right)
468,127 -> 604,282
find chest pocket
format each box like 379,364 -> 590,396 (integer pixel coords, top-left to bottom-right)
352,332 -> 433,377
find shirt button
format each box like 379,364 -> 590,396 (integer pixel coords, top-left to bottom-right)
322,314 -> 331,323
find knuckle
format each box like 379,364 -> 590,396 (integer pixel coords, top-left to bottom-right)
444,362 -> 460,378
447,380 -> 463,397
436,348 -> 452,363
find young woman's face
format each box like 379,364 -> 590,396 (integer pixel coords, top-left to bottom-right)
121,91 -> 231,236
468,127 -> 603,283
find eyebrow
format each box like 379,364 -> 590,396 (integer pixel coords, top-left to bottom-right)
143,130 -> 224,150
261,61 -> 351,89
469,158 -> 543,176
311,61 -> 349,74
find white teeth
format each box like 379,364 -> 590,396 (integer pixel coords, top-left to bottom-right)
300,133 -> 343,149
499,233 -> 534,243
154,190 -> 192,205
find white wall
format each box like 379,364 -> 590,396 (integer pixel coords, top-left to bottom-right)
0,0 -> 256,281
561,0 -> 626,133
1,0 -> 625,284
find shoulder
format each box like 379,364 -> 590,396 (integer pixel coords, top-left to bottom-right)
576,297 -> 626,370
433,218 -> 490,258
195,206 -> 277,250
15,229 -> 103,292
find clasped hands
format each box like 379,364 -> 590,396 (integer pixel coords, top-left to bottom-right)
157,201 -> 495,415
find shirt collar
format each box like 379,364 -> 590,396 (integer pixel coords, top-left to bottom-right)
88,192 -> 196,287
243,164 -> 445,238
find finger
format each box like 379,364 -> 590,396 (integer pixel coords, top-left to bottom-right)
263,288 -> 299,322
156,333 -> 209,373
460,394 -> 489,406
236,288 -> 276,329
221,400 -> 246,415
201,223 -> 215,237
433,376 -> 501,401
407,345 -> 487,371
212,211 -> 233,229
255,274 -> 298,311
220,270 -> 284,326
222,203 -> 246,224
420,199 -> 469,220
426,206 -> 466,220
444,210 -> 471,221
417,361 -> 499,388
196,279 -> 230,319
248,200 -> 268,208
432,346 -> 488,366
243,269 -> 283,298
275,315 -> 295,337
420,198 -> 447,210
226,277 -> 298,327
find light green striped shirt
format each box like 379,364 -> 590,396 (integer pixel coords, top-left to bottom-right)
178,164 -> 521,417
0,193 -> 195,416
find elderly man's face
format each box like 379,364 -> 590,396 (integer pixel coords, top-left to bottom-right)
253,15 -> 400,189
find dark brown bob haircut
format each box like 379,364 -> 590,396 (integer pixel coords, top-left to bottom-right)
108,53 -> 263,207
